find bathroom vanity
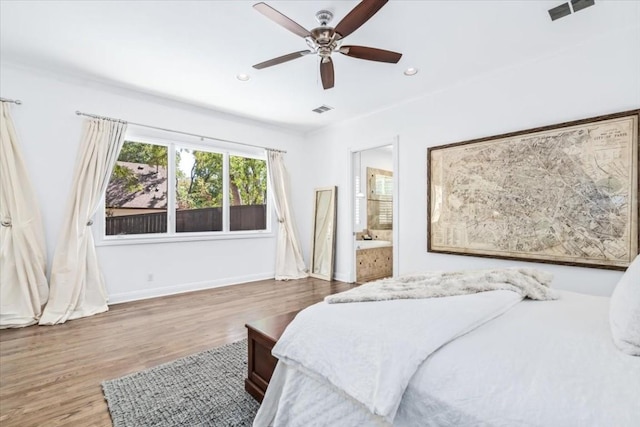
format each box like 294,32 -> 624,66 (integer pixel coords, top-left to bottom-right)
355,240 -> 392,283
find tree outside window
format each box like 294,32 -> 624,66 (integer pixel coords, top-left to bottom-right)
104,140 -> 268,237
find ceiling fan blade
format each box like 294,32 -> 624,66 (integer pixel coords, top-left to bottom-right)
253,50 -> 313,70
253,2 -> 310,38
334,0 -> 388,39
339,46 -> 402,63
320,57 -> 335,90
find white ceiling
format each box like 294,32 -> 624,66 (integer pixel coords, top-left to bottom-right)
1,1 -> 638,132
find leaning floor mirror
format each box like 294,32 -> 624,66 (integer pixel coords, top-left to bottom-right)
310,186 -> 337,281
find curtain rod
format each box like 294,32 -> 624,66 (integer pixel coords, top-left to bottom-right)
0,97 -> 22,105
75,110 -> 287,154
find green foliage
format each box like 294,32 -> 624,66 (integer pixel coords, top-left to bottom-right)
177,153 -> 267,210
109,141 -> 169,194
229,156 -> 267,206
111,164 -> 143,193
109,141 -> 268,211
118,141 -> 168,166
177,150 -> 223,209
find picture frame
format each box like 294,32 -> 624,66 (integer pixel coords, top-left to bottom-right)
427,109 -> 639,270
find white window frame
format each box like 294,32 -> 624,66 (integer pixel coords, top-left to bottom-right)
95,133 -> 272,246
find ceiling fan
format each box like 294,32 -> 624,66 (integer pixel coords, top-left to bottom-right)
252,0 -> 402,90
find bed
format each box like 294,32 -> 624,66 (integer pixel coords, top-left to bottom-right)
253,262 -> 640,426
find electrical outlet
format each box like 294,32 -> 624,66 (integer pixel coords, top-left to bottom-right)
147,273 -> 154,282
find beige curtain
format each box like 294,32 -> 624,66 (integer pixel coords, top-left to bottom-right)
0,102 -> 48,328
267,150 -> 308,280
39,118 -> 127,325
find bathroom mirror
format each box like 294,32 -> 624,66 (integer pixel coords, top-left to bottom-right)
310,186 -> 337,281
368,168 -> 393,200
367,167 -> 393,230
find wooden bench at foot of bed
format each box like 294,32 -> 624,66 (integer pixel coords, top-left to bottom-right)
245,310 -> 299,402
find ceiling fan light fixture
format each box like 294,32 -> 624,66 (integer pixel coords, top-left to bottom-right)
236,73 -> 251,81
404,67 -> 418,76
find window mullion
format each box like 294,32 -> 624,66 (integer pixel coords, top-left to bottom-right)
266,156 -> 272,233
222,151 -> 230,232
168,143 -> 176,235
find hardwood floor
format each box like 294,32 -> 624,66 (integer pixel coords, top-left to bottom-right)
0,278 -> 355,427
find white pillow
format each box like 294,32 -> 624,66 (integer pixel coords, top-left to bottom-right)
610,253 -> 640,356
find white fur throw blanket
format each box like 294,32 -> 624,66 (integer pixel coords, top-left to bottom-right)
326,268 -> 557,304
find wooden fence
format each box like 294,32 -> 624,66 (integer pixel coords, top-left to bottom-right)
106,205 -> 266,235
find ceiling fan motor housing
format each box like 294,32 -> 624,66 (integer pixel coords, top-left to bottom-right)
309,10 -> 340,57
309,28 -> 339,58
315,10 -> 333,26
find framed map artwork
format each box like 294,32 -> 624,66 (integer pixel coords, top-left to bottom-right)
427,110 -> 639,270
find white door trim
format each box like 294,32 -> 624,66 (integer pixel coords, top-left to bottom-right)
347,136 -> 399,283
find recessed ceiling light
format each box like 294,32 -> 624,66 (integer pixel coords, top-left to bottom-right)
236,73 -> 250,81
403,67 -> 419,76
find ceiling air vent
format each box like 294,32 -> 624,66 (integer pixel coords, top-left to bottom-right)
548,3 -> 571,21
549,0 -> 595,21
312,105 -> 334,114
571,0 -> 595,13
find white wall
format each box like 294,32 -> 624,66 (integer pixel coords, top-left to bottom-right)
302,26 -> 640,297
2,21 -> 638,302
360,147 -> 393,172
0,63 -> 306,303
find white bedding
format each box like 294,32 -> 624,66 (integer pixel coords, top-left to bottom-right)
271,290 -> 522,422
254,291 -> 640,426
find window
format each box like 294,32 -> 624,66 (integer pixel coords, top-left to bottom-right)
105,141 -> 168,235
228,155 -> 267,231
104,138 -> 269,240
176,148 -> 223,233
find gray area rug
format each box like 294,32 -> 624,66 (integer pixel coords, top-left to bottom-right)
102,339 -> 259,427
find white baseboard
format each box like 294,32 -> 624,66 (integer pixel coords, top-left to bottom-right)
333,271 -> 352,283
107,272 -> 275,304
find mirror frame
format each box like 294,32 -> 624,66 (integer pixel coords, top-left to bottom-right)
309,186 -> 337,281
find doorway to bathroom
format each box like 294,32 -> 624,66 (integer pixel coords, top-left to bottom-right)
350,140 -> 398,284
